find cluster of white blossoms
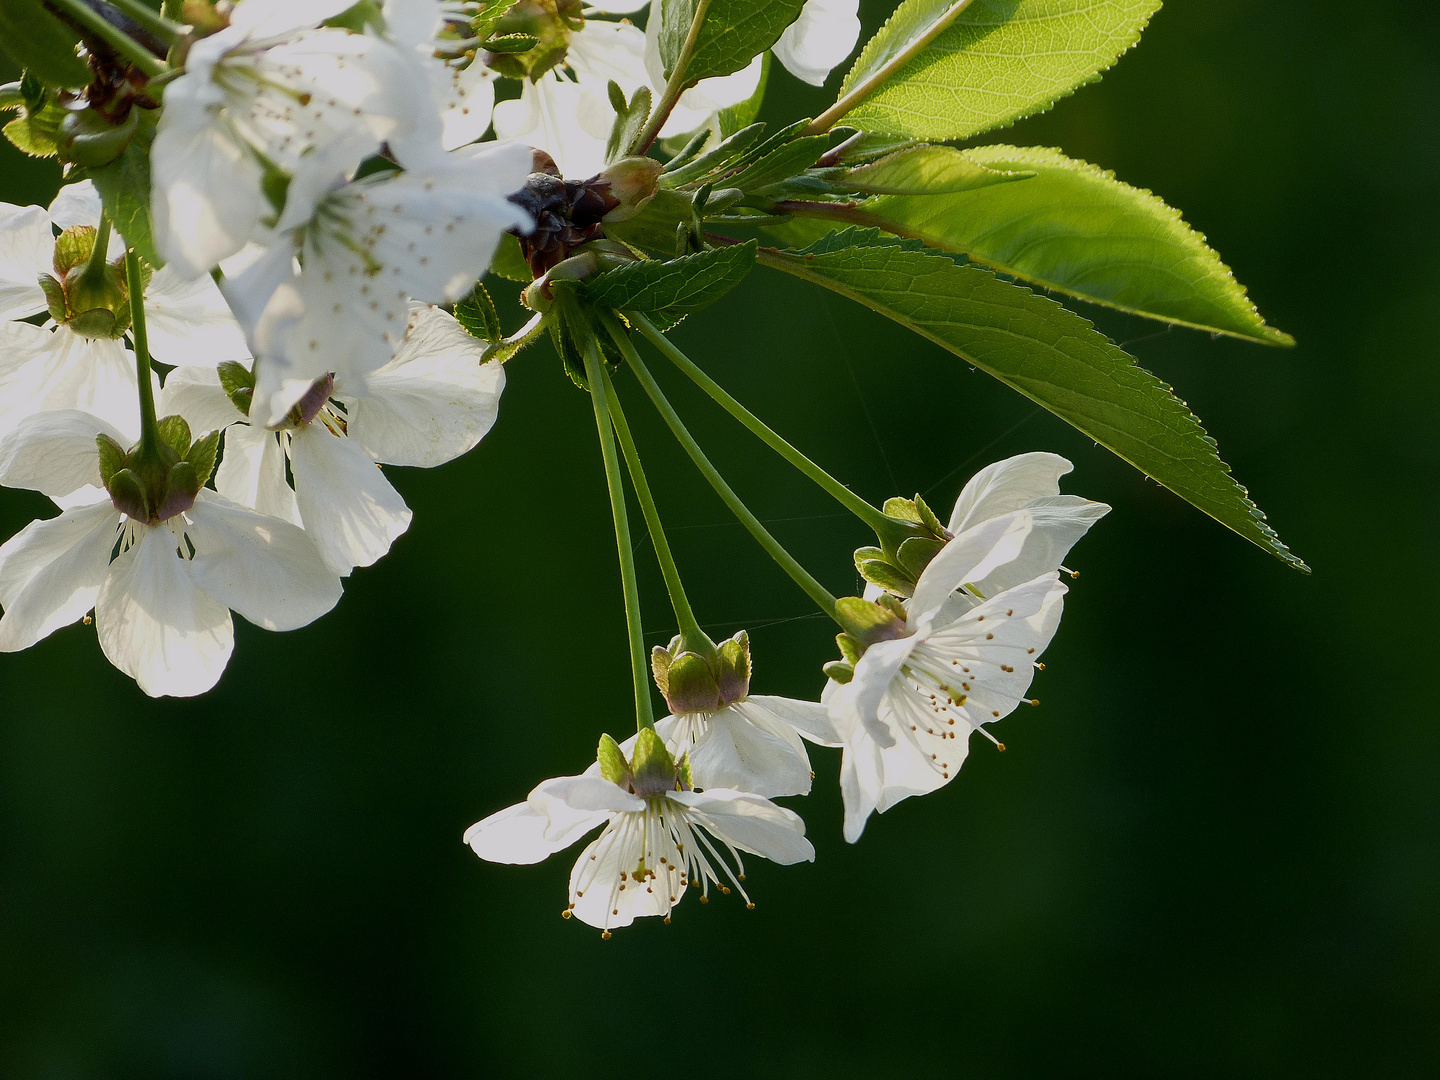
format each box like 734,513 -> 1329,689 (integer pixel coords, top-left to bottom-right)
0,0 -> 541,696
468,452 -> 1110,931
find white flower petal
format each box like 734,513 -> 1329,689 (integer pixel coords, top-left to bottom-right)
567,820 -> 672,929
439,63 -> 496,151
226,0 -> 359,38
909,508 -> 1033,627
96,524 -> 235,697
744,693 -> 843,747
971,494 -> 1110,599
669,788 -> 815,864
213,422 -> 301,525
184,491 -> 343,631
834,633 -> 916,748
464,800 -> 581,864
145,267 -> 252,366
772,0 -> 861,86
0,501 -> 120,651
688,704 -> 813,798
345,306 -> 504,467
0,324 -> 144,443
947,451 -> 1073,534
0,202 -> 54,319
288,424 -> 412,574
0,409 -> 125,498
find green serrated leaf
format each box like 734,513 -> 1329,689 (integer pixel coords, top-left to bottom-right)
81,111 -> 162,267
607,82 -> 652,164
835,144 -> 1033,196
0,0 -> 91,89
3,92 -> 66,158
837,0 -> 1161,142
582,241 -> 757,320
728,132 -> 831,193
658,0 -> 806,84
454,282 -> 503,342
765,228 -> 1305,570
830,145 -> 1293,345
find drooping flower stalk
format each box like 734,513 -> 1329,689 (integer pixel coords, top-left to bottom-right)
630,311 -> 910,546
124,247 -> 159,459
600,369 -> 711,661
579,306 -> 654,732
600,312 -> 839,622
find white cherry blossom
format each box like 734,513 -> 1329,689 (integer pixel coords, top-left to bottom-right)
219,140 -> 530,425
0,410 -> 342,697
657,694 -> 838,799
465,730 -> 814,933
0,183 -> 244,441
151,0 -> 438,278
828,510 -> 1069,841
161,305 -> 505,575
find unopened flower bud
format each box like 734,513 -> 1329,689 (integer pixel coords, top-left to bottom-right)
598,157 -> 662,223
58,107 -> 139,168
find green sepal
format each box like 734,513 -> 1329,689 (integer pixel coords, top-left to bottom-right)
897,535 -> 945,577
715,630 -> 751,705
39,275 -> 67,323
630,727 -> 676,794
855,551 -> 916,598
53,226 -> 96,277
186,430 -> 222,487
834,595 -> 907,648
835,632 -> 862,666
454,282 -> 503,342
596,733 -> 631,788
157,415 -> 193,459
106,468 -> 147,520
912,493 -> 945,537
664,652 -> 723,714
96,434 -> 127,488
217,361 -> 256,417
650,644 -> 674,698
822,659 -> 855,684
676,752 -> 694,791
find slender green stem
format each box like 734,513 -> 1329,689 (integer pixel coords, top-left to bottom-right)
601,313 -> 840,623
579,309 -> 655,732
77,213 -> 113,288
803,0 -> 979,136
630,311 -> 896,536
45,0 -> 168,77
600,367 -> 712,658
105,0 -> 186,44
631,0 -> 712,155
125,248 -> 159,455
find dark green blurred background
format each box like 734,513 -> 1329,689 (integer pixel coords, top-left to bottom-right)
2,0 -> 1436,1075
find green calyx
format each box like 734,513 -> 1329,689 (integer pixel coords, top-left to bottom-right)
854,494 -> 952,599
651,629 -> 752,716
824,595 -> 908,684
596,729 -> 692,798
217,361 -> 255,418
98,418 -> 220,525
46,225 -> 140,340
481,0 -> 582,81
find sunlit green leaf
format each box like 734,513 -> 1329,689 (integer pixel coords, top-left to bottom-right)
764,229 -> 1304,570
583,241 -> 758,320
658,0 -> 806,84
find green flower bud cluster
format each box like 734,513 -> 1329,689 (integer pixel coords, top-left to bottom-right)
98,417 -> 220,526
596,728 -> 693,799
651,629 -> 751,716
823,594 -> 909,685
39,226 -> 141,340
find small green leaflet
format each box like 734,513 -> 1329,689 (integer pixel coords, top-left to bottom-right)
729,134 -> 831,193
583,241 -> 758,321
764,229 -> 1304,570
454,282 -> 503,342
836,0 -> 1161,142
84,114 -> 163,267
658,0 -> 807,84
780,145 -> 1293,345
